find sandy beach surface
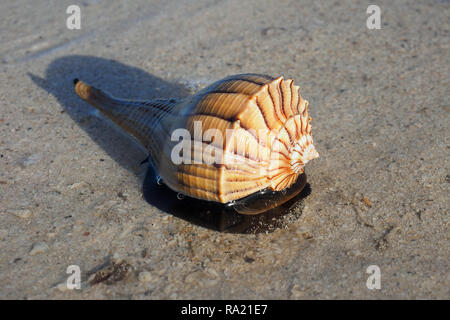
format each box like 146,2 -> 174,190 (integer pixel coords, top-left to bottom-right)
0,0 -> 449,299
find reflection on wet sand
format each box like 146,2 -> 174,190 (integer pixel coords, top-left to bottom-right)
143,165 -> 311,234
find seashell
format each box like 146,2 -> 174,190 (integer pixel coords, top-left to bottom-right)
74,74 -> 319,207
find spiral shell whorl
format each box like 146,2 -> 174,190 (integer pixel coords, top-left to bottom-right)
159,74 -> 319,203
74,74 -> 319,204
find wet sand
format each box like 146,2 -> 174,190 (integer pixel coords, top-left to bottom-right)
0,0 -> 449,299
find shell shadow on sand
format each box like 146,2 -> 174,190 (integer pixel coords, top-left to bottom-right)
143,164 -> 311,233
29,55 -> 311,233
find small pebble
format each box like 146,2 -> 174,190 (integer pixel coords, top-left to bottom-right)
185,269 -> 219,288
55,282 -> 69,292
301,231 -> 313,240
68,182 -> 88,190
138,271 -> 154,283
30,242 -> 49,255
244,256 -> 255,263
290,284 -> 305,299
7,209 -> 32,219
296,228 -> 313,239
362,196 -> 373,207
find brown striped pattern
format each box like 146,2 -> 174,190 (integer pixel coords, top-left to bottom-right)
74,74 -> 318,205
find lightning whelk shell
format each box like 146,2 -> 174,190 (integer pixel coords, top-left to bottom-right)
74,74 -> 319,205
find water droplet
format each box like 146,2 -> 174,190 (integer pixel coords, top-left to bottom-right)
156,176 -> 163,186
226,200 -> 236,207
176,193 -> 184,200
